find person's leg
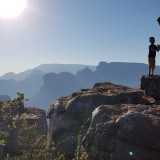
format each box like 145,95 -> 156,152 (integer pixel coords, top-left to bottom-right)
149,65 -> 151,75
148,58 -> 151,75
151,59 -> 155,75
151,67 -> 154,75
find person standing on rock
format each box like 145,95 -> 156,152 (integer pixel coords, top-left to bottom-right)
148,37 -> 159,76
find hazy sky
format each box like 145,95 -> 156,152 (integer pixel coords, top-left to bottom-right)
0,0 -> 160,76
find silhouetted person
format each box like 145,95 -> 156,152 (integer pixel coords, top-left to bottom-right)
148,37 -> 159,76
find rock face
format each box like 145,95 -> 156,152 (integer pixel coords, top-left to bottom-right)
82,104 -> 160,160
140,75 -> 160,99
0,107 -> 47,154
47,82 -> 146,158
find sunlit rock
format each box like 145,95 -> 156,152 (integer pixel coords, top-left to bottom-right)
47,82 -> 146,158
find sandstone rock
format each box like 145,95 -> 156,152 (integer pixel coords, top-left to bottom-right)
81,104 -> 160,160
140,75 -> 160,99
0,107 -> 47,154
47,82 -> 145,157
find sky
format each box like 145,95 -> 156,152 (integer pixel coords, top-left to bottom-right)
0,0 -> 160,76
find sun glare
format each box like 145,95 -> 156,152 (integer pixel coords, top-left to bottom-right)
0,0 -> 26,18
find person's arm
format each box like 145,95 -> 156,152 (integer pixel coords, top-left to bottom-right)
156,45 -> 160,51
151,48 -> 159,52
150,46 -> 159,52
151,48 -> 157,51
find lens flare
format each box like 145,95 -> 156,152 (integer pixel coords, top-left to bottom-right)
0,0 -> 26,18
129,151 -> 133,156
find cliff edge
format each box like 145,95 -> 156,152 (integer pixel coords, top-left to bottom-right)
46,82 -> 160,159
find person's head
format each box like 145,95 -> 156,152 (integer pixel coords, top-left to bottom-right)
149,37 -> 155,44
157,17 -> 160,26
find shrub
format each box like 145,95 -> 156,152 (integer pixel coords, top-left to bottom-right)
0,93 -> 28,159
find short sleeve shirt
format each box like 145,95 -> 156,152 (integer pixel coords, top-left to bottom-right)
148,45 -> 158,58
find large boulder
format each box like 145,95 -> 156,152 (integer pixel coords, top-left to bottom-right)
82,104 -> 160,160
0,107 -> 47,154
47,82 -> 145,158
140,75 -> 160,99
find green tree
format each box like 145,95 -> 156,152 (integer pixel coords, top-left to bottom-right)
0,92 -> 28,129
18,120 -> 38,160
19,120 -> 65,160
0,131 -> 9,159
0,92 -> 28,158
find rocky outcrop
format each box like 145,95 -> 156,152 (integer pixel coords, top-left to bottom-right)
47,82 -> 146,158
82,104 -> 160,160
140,75 -> 160,99
0,107 -> 47,154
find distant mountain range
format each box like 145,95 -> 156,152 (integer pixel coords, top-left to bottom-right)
0,64 -> 96,82
0,70 -> 45,98
0,70 -> 33,82
34,64 -> 96,75
0,62 -> 158,110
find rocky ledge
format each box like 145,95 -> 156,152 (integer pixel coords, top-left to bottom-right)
140,75 -> 160,99
47,82 -> 158,159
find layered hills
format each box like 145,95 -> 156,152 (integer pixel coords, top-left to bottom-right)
0,62 -> 159,110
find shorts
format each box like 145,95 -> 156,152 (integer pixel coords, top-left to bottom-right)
148,57 -> 155,68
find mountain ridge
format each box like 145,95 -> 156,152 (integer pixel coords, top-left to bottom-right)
0,61 -> 159,110
0,63 -> 96,82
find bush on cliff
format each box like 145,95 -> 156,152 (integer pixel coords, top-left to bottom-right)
0,93 -> 86,160
0,93 -> 28,158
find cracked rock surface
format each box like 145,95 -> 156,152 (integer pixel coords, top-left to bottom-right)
82,104 -> 160,160
47,82 -> 156,159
